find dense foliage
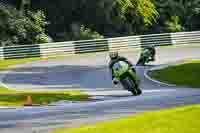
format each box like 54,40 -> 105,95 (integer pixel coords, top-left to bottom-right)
0,3 -> 51,46
30,0 -> 158,40
154,0 -> 200,32
1,0 -> 200,45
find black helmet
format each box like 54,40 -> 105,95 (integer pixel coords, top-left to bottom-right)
109,51 -> 119,60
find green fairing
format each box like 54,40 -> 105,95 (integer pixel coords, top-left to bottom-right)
128,69 -> 141,85
112,61 -> 140,85
113,61 -> 129,77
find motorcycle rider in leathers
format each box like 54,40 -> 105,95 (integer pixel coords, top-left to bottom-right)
143,46 -> 156,61
108,52 -> 139,85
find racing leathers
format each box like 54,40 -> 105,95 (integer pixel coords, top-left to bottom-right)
109,56 -> 136,82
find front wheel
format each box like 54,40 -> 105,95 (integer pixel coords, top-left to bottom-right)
130,79 -> 142,96
122,78 -> 142,96
130,83 -> 142,96
135,88 -> 142,95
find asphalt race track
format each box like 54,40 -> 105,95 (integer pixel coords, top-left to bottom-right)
1,46 -> 200,133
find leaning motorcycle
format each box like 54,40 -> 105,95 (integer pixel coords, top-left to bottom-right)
137,48 -> 155,66
112,61 -> 142,96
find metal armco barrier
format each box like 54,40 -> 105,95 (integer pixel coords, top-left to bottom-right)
0,31 -> 200,60
3,45 -> 41,59
108,35 -> 140,52
39,41 -> 75,57
74,39 -> 109,54
0,47 -> 3,60
171,31 -> 200,45
140,33 -> 172,48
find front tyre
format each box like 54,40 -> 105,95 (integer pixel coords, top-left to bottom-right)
122,79 -> 142,96
130,89 -> 138,96
130,79 -> 142,96
130,89 -> 142,96
135,80 -> 142,95
136,88 -> 142,95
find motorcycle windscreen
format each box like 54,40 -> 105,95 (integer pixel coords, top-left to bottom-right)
112,61 -> 129,77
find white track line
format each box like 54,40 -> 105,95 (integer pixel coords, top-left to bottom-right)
86,89 -> 176,96
144,65 -> 177,87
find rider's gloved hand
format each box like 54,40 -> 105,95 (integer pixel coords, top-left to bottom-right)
112,78 -> 118,85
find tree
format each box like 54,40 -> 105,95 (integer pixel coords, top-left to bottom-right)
115,0 -> 158,25
30,0 -> 159,40
79,25 -> 104,40
16,0 -> 29,10
0,4 -> 51,46
155,0 -> 200,31
113,0 -> 159,34
165,16 -> 183,32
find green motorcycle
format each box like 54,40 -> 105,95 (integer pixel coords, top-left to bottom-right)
112,61 -> 142,96
137,47 -> 155,66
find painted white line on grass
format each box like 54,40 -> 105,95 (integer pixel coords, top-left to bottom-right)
144,64 -> 178,87
144,71 -> 176,87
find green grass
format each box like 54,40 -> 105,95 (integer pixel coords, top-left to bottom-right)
0,57 -> 90,106
0,86 -> 17,94
0,90 -> 90,106
149,60 -> 200,88
53,104 -> 200,133
157,43 -> 200,49
0,55 -> 74,70
0,58 -> 40,70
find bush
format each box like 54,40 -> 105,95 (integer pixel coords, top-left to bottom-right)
165,16 -> 184,32
79,25 -> 104,40
0,4 -> 52,46
35,33 -> 53,43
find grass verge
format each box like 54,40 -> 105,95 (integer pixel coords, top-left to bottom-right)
157,43 -> 200,48
53,104 -> 200,133
148,60 -> 200,88
0,88 -> 89,106
0,57 -> 90,107
0,58 -> 40,70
